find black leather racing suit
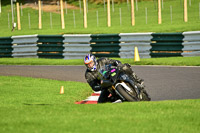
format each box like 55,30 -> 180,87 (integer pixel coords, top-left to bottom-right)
85,57 -> 144,103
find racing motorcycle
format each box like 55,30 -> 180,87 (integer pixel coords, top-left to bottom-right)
98,64 -> 150,102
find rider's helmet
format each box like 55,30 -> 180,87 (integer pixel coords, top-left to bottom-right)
84,54 -> 97,71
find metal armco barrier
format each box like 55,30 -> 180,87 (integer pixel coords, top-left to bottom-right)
0,37 -> 13,58
63,34 -> 91,59
12,35 -> 38,58
0,32 -> 200,59
182,31 -> 200,57
90,34 -> 121,58
37,35 -> 64,59
119,33 -> 152,58
150,33 -> 184,57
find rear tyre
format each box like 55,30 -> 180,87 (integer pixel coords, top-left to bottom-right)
116,84 -> 137,102
140,90 -> 151,101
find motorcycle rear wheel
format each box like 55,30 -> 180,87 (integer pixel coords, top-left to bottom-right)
140,90 -> 151,101
116,84 -> 138,102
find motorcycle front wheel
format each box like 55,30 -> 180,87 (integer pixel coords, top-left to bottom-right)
116,84 -> 138,102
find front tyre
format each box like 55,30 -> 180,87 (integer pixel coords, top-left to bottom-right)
116,84 -> 137,102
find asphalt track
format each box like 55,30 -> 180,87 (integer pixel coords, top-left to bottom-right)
0,65 -> 200,101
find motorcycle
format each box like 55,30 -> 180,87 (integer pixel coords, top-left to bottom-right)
98,64 -> 151,102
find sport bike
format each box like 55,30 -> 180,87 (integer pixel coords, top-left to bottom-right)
98,64 -> 150,102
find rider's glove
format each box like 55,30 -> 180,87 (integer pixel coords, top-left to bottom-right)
94,85 -> 101,91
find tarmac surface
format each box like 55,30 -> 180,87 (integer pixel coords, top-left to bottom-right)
0,65 -> 200,101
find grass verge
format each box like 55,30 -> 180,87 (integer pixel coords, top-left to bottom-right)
0,76 -> 199,133
0,0 -> 200,37
0,56 -> 200,66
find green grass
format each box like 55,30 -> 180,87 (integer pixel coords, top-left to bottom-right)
0,58 -> 84,65
0,76 -> 200,133
0,76 -> 91,105
0,0 -> 200,37
132,56 -> 200,66
0,56 -> 200,66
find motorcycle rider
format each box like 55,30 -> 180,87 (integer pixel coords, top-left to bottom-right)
84,54 -> 150,103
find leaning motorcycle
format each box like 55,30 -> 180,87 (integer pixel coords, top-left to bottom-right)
98,64 -> 151,102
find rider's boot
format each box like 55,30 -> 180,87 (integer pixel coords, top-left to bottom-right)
132,73 -> 151,101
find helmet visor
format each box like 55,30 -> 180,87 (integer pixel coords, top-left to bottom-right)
86,61 -> 94,68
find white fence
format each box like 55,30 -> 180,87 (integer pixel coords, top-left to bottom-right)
182,31 -> 200,57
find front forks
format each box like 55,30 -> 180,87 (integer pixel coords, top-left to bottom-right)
111,85 -> 126,101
